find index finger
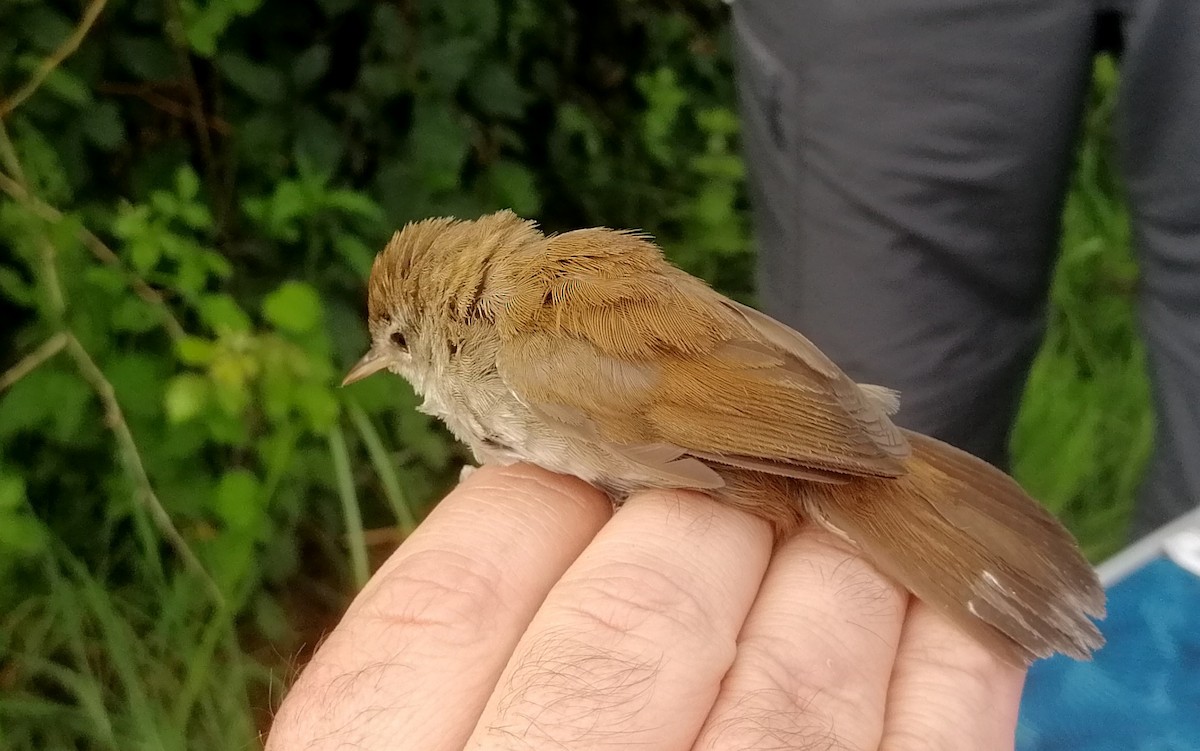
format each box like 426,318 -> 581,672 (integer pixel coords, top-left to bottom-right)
267,464 -> 612,751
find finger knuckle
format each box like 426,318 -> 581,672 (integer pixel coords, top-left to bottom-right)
559,560 -> 729,654
360,548 -> 507,646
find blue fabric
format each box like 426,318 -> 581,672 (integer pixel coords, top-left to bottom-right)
1017,557 -> 1200,750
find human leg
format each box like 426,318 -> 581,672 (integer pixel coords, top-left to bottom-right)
1117,0 -> 1200,533
732,0 -> 1097,468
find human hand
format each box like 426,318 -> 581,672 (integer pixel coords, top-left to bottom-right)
267,463 -> 1025,750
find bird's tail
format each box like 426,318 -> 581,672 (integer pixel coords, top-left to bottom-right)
800,430 -> 1105,665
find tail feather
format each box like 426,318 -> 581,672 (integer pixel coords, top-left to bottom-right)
799,430 -> 1105,666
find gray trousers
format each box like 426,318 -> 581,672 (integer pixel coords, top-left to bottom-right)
732,0 -> 1200,535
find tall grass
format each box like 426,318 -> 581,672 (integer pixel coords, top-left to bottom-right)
0,551 -> 268,749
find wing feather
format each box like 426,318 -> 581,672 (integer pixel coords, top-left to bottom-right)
492,229 -> 911,482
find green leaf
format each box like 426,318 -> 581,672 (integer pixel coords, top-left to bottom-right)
110,297 -> 160,333
24,7 -> 74,52
164,373 -> 210,423
324,189 -> 383,220
295,382 -> 339,432
263,281 -> 322,334
292,44 -> 330,88
111,202 -> 150,240
0,513 -> 48,555
38,66 -> 91,107
0,368 -> 91,440
174,248 -> 210,298
114,35 -> 177,80
83,265 -> 126,296
105,353 -> 165,420
294,110 -> 344,175
175,167 -> 201,201
408,102 -> 470,192
0,266 -> 35,307
204,250 -> 232,278
252,593 -> 291,642
216,53 -> 287,103
198,294 -> 252,333
210,354 -> 252,415
331,235 -> 375,277
418,37 -> 481,93
175,336 -> 216,365
467,64 -> 529,119
180,0 -> 263,57
0,474 -> 27,512
487,161 -> 541,215
636,67 -> 687,164
82,101 -> 124,150
213,469 -> 262,530
204,529 -> 256,595
128,236 -> 162,275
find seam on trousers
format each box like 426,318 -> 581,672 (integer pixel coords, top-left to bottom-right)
730,8 -> 802,254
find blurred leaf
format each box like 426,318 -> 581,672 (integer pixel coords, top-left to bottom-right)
81,102 -> 124,149
175,336 -> 216,366
164,373 -> 210,423
636,67 -> 686,164
294,110 -> 344,175
0,474 -> 27,512
487,160 -> 540,215
213,470 -> 262,530
39,66 -> 91,107
109,297 -> 160,333
198,294 -> 252,333
251,592 -> 290,643
0,266 -> 36,307
419,37 -> 481,93
23,6 -> 74,52
262,281 -> 321,334
408,102 -> 470,193
467,64 -> 528,118
0,368 -> 90,440
294,382 -> 338,432
105,353 -> 165,420
113,35 -> 176,80
292,44 -> 330,88
0,513 -> 48,555
175,167 -> 201,201
181,0 -> 265,57
216,53 -> 286,103
332,235 -> 376,277
325,189 -> 383,221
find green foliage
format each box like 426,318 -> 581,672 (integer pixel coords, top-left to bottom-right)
0,1 -> 746,747
1011,56 -> 1148,560
0,2 -> 1142,749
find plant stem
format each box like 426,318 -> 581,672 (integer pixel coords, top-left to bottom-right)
328,424 -> 370,589
0,0 -> 110,116
64,332 -> 226,608
0,333 -> 67,392
346,400 -> 418,535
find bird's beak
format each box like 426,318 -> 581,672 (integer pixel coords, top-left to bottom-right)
341,349 -> 389,386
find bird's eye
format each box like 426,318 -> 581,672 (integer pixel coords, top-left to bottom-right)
390,331 -> 407,349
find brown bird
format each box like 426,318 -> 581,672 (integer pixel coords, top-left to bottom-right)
343,210 -> 1105,665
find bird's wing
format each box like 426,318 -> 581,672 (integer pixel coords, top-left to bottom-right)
492,230 -> 910,484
